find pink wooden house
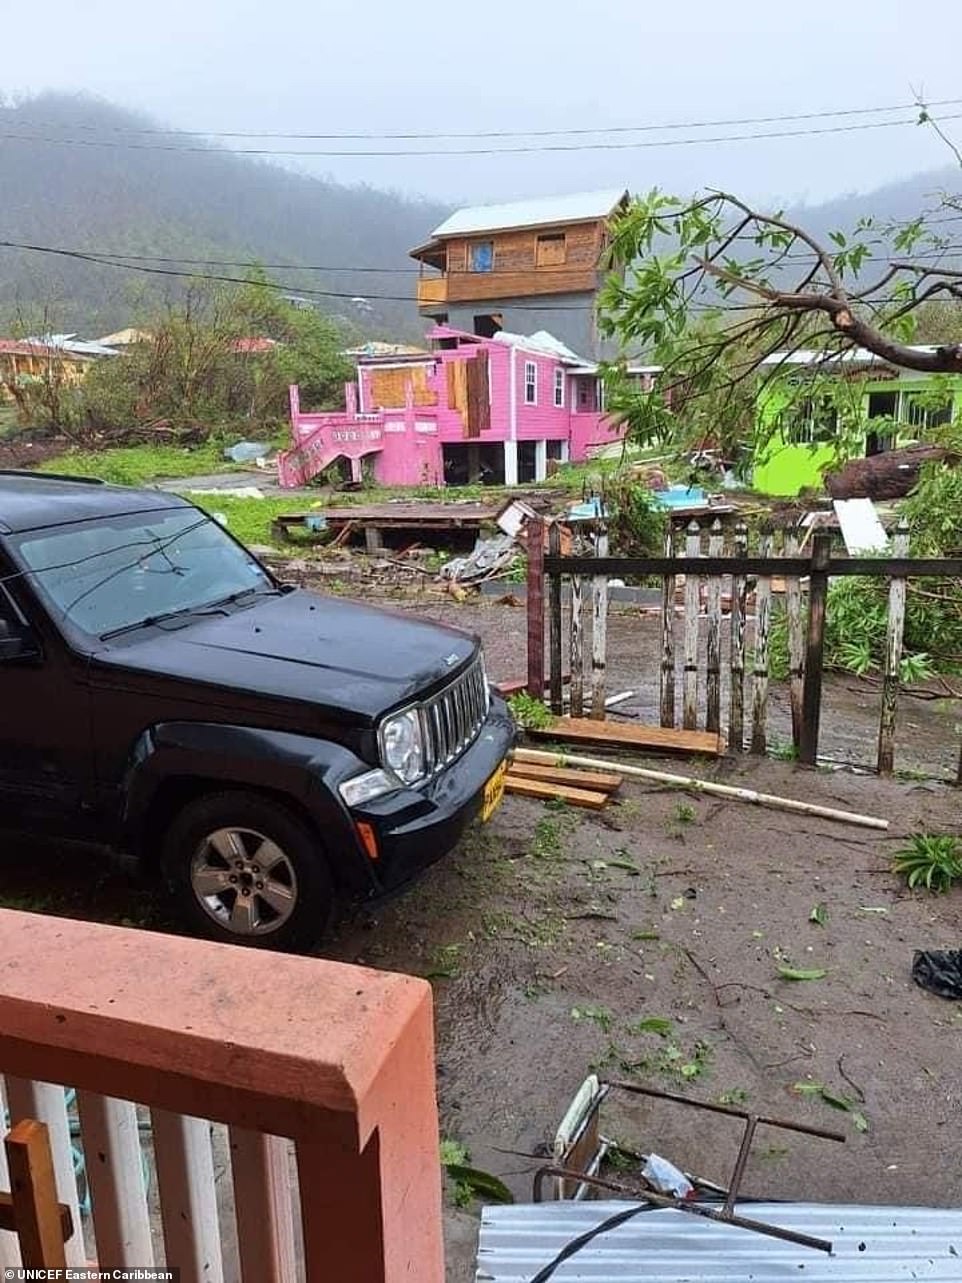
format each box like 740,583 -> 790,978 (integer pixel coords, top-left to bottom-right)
278,326 -> 656,488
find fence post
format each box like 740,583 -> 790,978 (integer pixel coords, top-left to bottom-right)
570,574 -> 585,718
682,521 -> 702,731
705,519 -> 724,734
590,525 -> 609,719
876,518 -> 910,775
750,528 -> 774,755
799,530 -> 832,767
525,517 -> 545,700
659,523 -> 677,728
728,521 -> 748,752
784,530 -> 806,753
547,522 -> 563,714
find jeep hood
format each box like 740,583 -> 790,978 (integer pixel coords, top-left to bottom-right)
93,589 -> 478,723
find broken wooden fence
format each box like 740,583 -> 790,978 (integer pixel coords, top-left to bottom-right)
527,516 -> 962,774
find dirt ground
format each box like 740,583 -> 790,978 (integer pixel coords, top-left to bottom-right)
1,594 -> 960,1280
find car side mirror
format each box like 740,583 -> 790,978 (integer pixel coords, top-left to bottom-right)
0,618 -> 41,663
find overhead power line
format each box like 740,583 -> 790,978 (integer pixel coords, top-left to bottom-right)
2,112 -> 962,158
1,238 -> 959,315
4,97 -> 961,142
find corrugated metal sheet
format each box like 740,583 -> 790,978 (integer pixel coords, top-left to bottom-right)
476,1201 -> 962,1281
431,190 -> 628,239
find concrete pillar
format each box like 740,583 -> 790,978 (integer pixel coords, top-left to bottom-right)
504,441 -> 518,487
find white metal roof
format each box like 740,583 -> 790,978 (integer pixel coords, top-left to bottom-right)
492,328 -> 588,364
476,1201 -> 962,1281
431,189 -> 628,239
761,346 -> 941,368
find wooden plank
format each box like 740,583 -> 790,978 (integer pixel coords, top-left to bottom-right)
877,519 -> 910,775
705,519 -> 723,734
547,523 -> 563,715
507,762 -> 622,792
4,1079 -> 83,1265
503,776 -> 609,810
4,1119 -> 68,1268
569,573 -> 585,718
526,517 -> 545,699
229,1130 -> 298,1283
0,1079 -> 20,1268
546,554 -> 962,578
728,522 -> 748,753
590,527 -> 609,719
784,531 -> 806,752
152,1111 -> 224,1283
800,531 -> 832,767
76,1093 -> 153,1269
528,717 -> 724,756
660,525 -> 677,729
750,530 -> 773,755
682,522 -> 702,731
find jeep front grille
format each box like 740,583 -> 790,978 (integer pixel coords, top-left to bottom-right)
423,656 -> 489,775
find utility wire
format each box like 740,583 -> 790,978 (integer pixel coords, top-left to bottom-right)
4,97 -> 961,141
2,113 -> 961,157
1,239 -> 957,314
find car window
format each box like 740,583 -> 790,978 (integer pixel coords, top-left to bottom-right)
11,508 -> 274,637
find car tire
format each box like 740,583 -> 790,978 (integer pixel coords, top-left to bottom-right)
160,791 -> 335,952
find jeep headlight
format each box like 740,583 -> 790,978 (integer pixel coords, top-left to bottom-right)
379,707 -> 426,785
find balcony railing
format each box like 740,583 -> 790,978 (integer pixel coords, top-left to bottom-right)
416,276 -> 448,307
0,907 -> 443,1281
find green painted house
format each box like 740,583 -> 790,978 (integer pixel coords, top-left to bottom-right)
753,347 -> 958,495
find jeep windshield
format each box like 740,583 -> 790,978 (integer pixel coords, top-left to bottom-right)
11,507 -> 277,638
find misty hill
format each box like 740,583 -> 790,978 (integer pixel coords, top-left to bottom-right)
0,94 -> 449,338
1,93 -> 959,341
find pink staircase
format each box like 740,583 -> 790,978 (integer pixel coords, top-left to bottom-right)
277,384 -> 385,487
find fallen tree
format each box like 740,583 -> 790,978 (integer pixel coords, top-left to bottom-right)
824,443 -> 959,500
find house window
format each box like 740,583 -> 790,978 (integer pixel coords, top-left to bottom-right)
781,397 -> 837,446
901,390 -> 953,431
553,367 -> 565,408
469,240 -> 494,273
546,439 -> 566,463
524,360 -> 537,405
536,233 -> 567,267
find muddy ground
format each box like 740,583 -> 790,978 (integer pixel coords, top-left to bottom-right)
1,594 -> 960,1280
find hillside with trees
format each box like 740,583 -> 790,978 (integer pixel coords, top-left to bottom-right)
0,93 -> 448,339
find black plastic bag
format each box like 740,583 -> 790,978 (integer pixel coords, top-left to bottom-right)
912,949 -> 962,1000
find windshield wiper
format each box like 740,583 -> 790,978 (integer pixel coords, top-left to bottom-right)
99,587 -> 280,641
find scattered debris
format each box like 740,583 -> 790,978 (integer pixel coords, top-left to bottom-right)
514,748 -> 890,830
224,440 -> 270,463
440,532 -> 517,584
825,443 -> 957,501
912,949 -> 962,1000
526,716 -> 725,758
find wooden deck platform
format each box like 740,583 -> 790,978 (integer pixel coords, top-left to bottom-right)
272,502 -> 502,551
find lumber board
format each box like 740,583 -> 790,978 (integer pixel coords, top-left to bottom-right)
507,761 -> 622,792
528,717 -> 724,757
503,776 -> 609,809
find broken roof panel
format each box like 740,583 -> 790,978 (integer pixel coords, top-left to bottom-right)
430,189 -> 628,240
475,1200 -> 962,1281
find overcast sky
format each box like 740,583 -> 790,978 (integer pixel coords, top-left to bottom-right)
3,0 -> 961,210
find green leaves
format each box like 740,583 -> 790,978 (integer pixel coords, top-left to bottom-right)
776,964 -> 828,982
809,903 -> 829,927
892,834 -> 962,894
791,1082 -> 869,1133
630,1016 -> 674,1037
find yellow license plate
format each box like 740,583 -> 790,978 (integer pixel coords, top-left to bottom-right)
481,760 -> 508,822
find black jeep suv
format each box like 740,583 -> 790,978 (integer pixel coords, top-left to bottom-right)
0,472 -> 513,950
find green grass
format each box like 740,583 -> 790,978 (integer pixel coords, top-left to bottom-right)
41,442 -> 234,487
181,494 -> 300,548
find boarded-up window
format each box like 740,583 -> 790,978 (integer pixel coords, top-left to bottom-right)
536,233 -> 567,267
368,364 -> 437,409
448,352 -> 490,437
